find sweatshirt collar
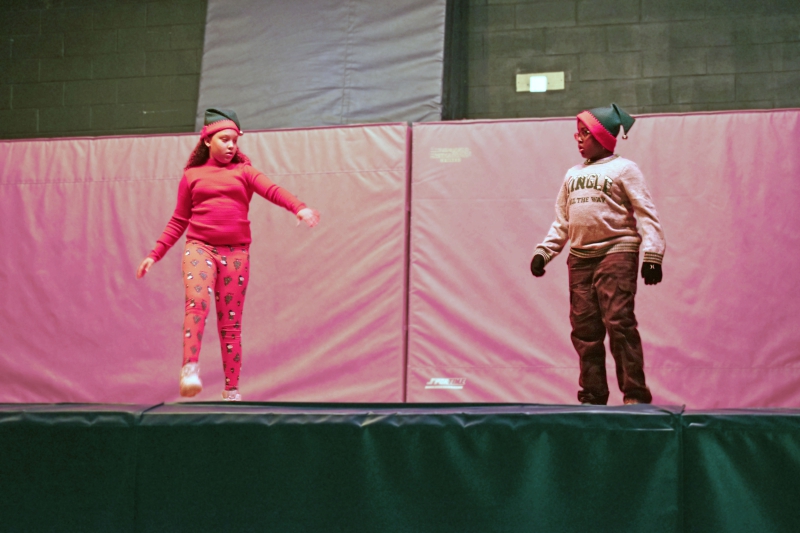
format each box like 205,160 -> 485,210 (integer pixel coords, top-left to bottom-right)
583,154 -> 618,166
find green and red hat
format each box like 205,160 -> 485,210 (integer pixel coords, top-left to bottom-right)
200,108 -> 243,139
577,103 -> 635,153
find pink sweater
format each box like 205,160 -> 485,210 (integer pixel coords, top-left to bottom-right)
149,160 -> 307,261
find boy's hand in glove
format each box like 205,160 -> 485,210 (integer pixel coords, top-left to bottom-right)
530,255 -> 546,277
641,262 -> 662,285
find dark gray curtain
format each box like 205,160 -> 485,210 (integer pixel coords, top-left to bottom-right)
197,0 -> 447,130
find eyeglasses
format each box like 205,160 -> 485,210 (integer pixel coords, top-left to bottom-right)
574,128 -> 592,141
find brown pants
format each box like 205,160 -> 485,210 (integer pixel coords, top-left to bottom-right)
568,252 -> 652,405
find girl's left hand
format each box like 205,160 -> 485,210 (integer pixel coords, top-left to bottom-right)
136,257 -> 155,279
297,208 -> 320,228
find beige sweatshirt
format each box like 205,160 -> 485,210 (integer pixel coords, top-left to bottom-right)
534,154 -> 665,265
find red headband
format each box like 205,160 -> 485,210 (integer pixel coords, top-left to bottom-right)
577,111 -> 617,153
201,119 -> 242,140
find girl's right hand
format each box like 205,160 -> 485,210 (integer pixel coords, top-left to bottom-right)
296,207 -> 320,228
136,257 -> 155,279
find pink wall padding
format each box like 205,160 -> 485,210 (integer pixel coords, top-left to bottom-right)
0,124 -> 410,403
408,110 -> 800,407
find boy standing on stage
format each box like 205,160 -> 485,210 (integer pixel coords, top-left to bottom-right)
530,103 -> 665,405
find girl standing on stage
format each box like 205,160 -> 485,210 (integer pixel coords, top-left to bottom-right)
136,108 -> 320,401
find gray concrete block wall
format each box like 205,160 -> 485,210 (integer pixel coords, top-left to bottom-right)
3,0 -> 797,138
467,0 -> 800,119
0,0 -> 206,139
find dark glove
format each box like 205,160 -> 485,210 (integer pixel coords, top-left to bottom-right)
530,255 -> 546,277
641,261 -> 662,285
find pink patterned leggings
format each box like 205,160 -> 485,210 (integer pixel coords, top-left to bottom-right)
182,240 -> 250,391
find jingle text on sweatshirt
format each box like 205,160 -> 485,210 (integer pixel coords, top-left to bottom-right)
534,154 -> 665,265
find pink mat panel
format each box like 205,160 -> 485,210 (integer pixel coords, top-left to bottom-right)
3,111 -> 798,408
408,110 -> 800,408
0,124 -> 410,403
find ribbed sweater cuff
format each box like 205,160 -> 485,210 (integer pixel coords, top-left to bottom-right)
534,248 -> 553,265
643,251 -> 663,265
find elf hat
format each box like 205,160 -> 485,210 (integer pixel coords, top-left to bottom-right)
576,103 -> 635,153
200,108 -> 243,139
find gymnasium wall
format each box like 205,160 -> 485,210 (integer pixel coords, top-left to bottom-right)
1,109 -> 798,407
408,109 -> 800,407
467,0 -> 800,118
0,0 -> 208,139
0,123 -> 410,403
3,1 -> 800,139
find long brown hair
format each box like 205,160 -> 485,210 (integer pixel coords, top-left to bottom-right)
184,138 -> 252,170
